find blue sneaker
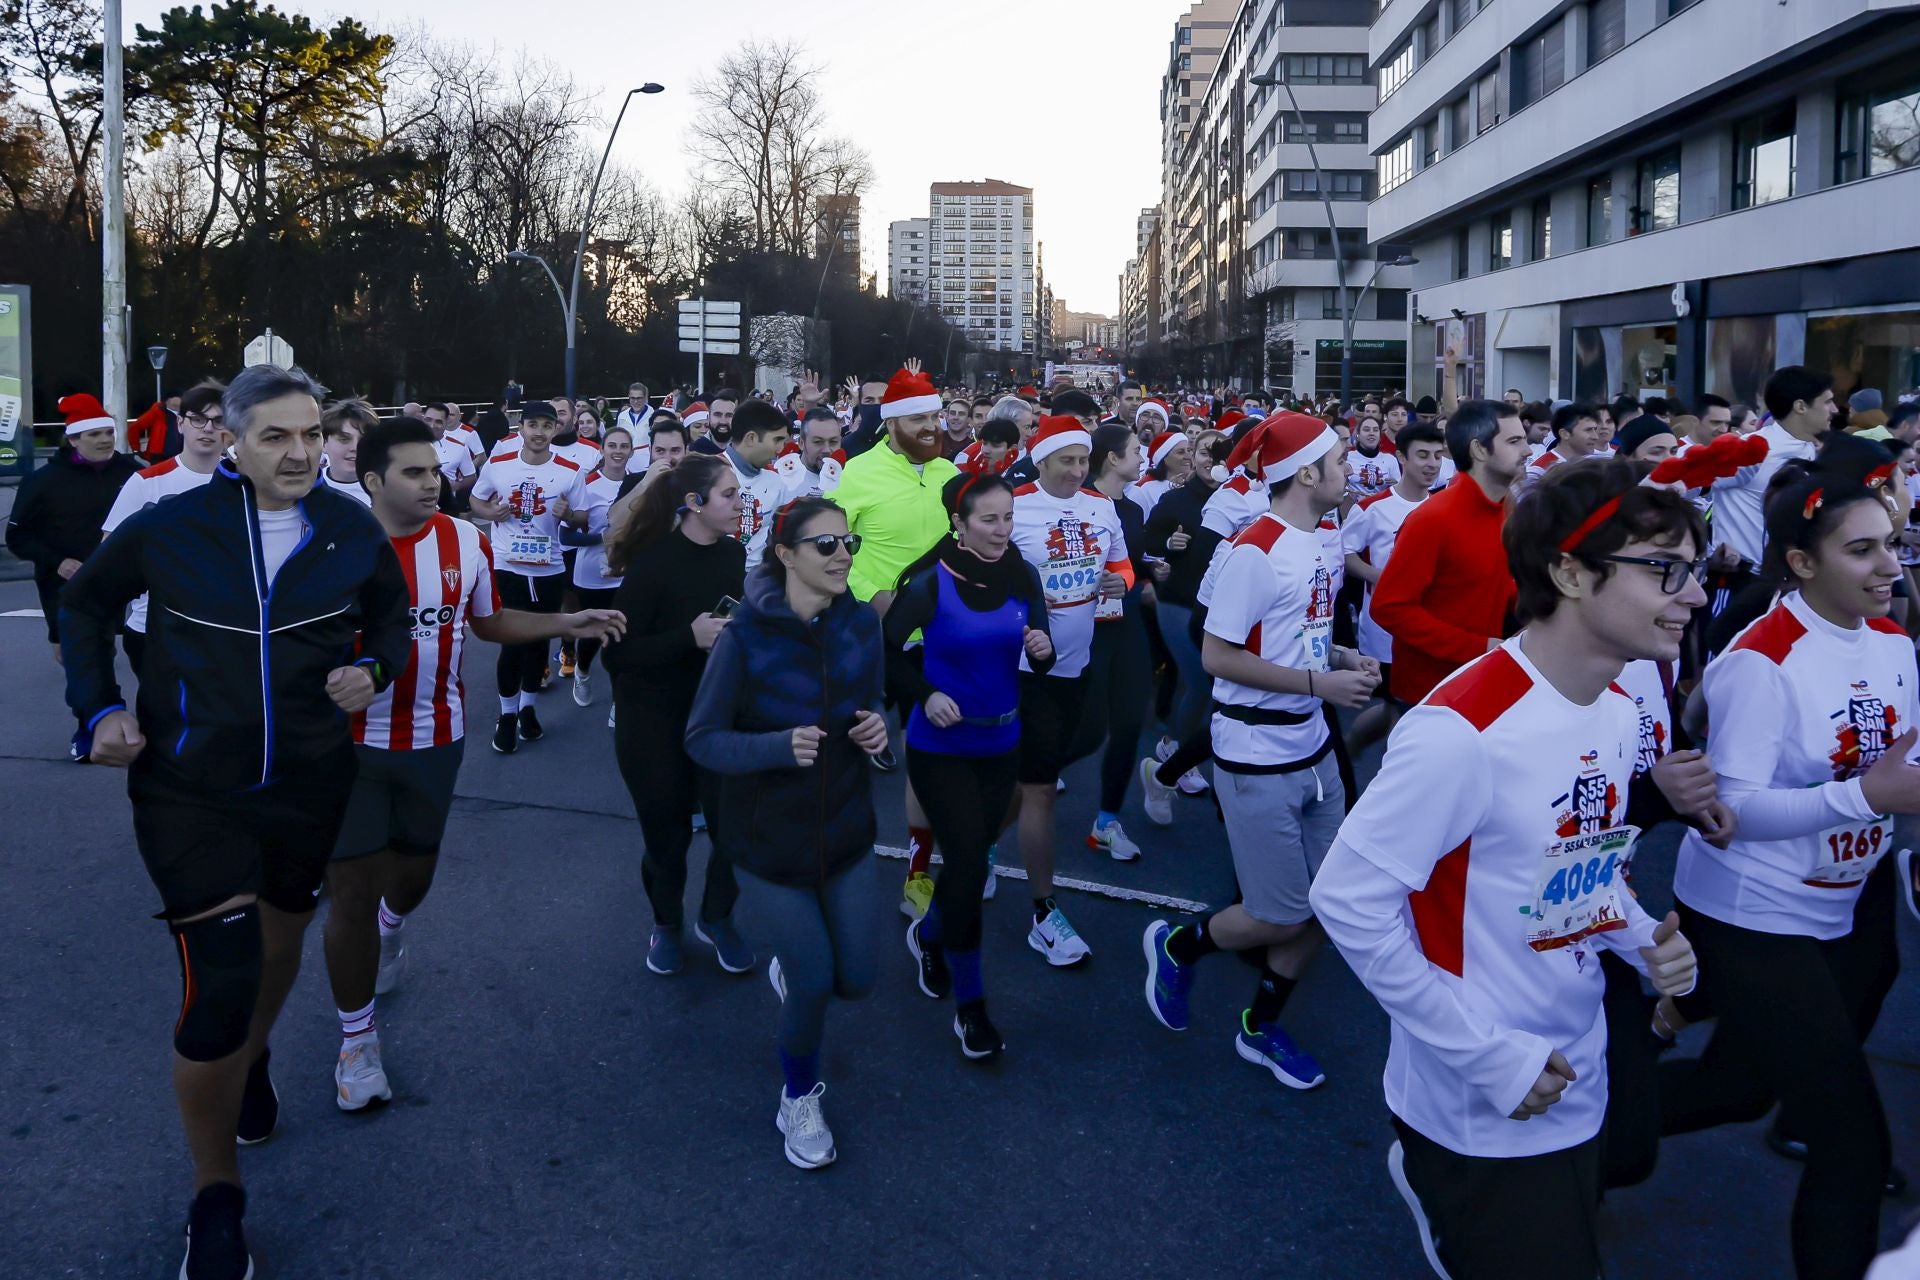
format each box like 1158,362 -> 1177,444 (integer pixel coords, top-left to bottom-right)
1234,1013 -> 1326,1090
646,927 -> 682,976
1141,920 -> 1195,1031
694,917 -> 756,974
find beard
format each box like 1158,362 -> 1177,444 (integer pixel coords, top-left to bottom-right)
892,423 -> 942,464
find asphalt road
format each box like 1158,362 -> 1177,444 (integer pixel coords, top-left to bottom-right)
3,573 -> 1918,1279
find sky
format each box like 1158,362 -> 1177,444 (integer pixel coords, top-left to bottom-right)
122,0 -> 1178,317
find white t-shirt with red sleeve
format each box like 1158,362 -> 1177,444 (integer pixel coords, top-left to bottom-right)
1348,448 -> 1401,499
353,513 -> 500,750
472,448 -> 588,578
1202,513 -> 1333,768
1011,482 -> 1130,679
1343,488 -> 1425,663
1199,472 -> 1267,539
1310,638 -> 1660,1158
1675,593 -> 1918,939
102,457 -> 217,633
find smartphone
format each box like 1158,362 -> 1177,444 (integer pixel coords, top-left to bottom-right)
713,595 -> 740,619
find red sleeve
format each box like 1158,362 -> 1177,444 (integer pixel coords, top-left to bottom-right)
1369,506 -> 1496,666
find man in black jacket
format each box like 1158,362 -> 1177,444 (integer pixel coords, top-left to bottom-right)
60,363 -> 411,1280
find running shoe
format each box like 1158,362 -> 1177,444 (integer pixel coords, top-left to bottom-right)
180,1182 -> 253,1280
775,1082 -> 836,1169
572,671 -> 592,707
1139,757 -> 1175,826
906,916 -> 951,1000
235,1050 -> 278,1145
872,746 -> 899,773
516,706 -> 544,742
1087,818 -> 1141,861
1027,901 -> 1091,967
768,956 -> 786,1003
537,664 -> 552,692
335,1035 -> 393,1112
606,704 -> 617,729
1387,1140 -> 1454,1280
1177,767 -> 1210,796
1141,920 -> 1195,1031
1154,734 -> 1177,763
490,713 -> 517,755
1234,1013 -> 1326,1090
1055,777 -> 1067,795
374,925 -> 407,996
900,871 -> 934,920
645,927 -> 682,976
694,917 -> 756,973
954,1003 -> 1005,1060
559,650 -> 576,678
982,846 -> 998,900
1900,847 -> 1919,926
1766,1123 -> 1908,1195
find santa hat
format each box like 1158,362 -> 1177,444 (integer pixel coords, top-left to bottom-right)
1147,431 -> 1184,470
60,392 -> 115,438
1221,412 -> 1340,483
681,401 -> 710,428
1216,410 -> 1247,435
880,367 -> 941,420
1137,399 -> 1172,428
1028,415 -> 1093,464
1016,385 -> 1039,399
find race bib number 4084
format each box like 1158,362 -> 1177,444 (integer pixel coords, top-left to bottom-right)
1525,825 -> 1638,953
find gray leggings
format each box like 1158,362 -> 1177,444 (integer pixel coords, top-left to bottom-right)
734,854 -> 882,1059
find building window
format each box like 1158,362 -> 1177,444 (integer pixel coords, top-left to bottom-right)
1732,104 -> 1796,209
1836,67 -> 1920,184
1379,137 -> 1415,194
1180,25 -> 1192,44
1420,11 -> 1441,59
1282,54 -> 1367,85
1449,0 -> 1473,35
1181,53 -> 1191,71
1421,116 -> 1440,168
1490,211 -> 1513,270
1475,70 -> 1501,136
1450,96 -> 1472,152
1452,227 -> 1470,280
1587,176 -> 1613,245
1323,289 -> 1343,321
1633,147 -> 1681,232
1377,289 -> 1409,321
1333,118 -> 1366,143
1667,0 -> 1701,14
1530,196 -> 1552,260
1283,170 -> 1371,201
1380,41 -> 1414,100
1511,19 -> 1567,112
1589,0 -> 1627,65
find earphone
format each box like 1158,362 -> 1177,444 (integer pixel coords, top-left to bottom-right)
690,494 -> 705,507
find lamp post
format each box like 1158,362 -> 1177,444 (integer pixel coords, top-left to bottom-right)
1341,252 -> 1418,407
508,83 -> 663,401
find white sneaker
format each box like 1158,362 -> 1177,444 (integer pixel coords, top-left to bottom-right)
1088,818 -> 1141,861
1387,1140 -> 1453,1279
374,924 -> 407,996
1176,766 -> 1210,796
1028,903 -> 1091,967
335,1035 -> 393,1112
572,671 -> 593,707
607,703 -> 617,729
1138,757 -> 1175,826
1154,735 -> 1177,763
775,1082 -> 836,1169
768,955 -> 787,1003
982,846 -> 998,900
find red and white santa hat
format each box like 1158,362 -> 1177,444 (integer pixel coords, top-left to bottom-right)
1219,412 -> 1340,482
1028,415 -> 1092,464
60,392 -> 115,438
879,366 -> 941,420
1147,430 -> 1184,470
681,401 -> 710,428
1137,399 -> 1172,428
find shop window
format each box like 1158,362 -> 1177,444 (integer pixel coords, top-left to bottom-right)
1732,104 -> 1796,209
1837,67 -> 1920,184
1633,148 -> 1681,233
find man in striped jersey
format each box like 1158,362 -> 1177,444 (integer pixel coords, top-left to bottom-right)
322,419 -> 624,1111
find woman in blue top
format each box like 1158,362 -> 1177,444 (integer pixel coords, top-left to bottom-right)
883,473 -> 1055,1060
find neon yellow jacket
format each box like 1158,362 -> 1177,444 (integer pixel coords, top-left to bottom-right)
834,442 -> 960,602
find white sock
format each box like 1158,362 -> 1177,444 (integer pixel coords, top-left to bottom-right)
518,691 -> 536,712
499,695 -> 518,716
339,1000 -> 376,1040
378,900 -> 405,936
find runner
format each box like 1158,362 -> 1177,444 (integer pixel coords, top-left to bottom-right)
1615,414 -> 1680,463
1141,414 -> 1373,1089
561,424 -> 635,708
1129,429 -> 1191,521
1310,459 -> 1707,1280
722,398 -> 793,571
58,364 -> 411,1280
685,496 -> 890,1170
1005,416 -> 1133,965
421,402 -> 477,503
1659,461 -> 1920,1280
614,382 -> 654,440
1348,414 -> 1401,498
317,398 -> 377,506
601,454 -> 753,977
774,406 -> 845,499
884,473 -> 1054,1058
1519,402 -> 1608,490
323,419 -> 623,1112
468,400 -> 589,752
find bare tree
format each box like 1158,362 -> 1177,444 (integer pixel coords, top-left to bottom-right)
0,0 -> 102,232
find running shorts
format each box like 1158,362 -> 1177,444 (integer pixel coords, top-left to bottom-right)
332,739 -> 466,860
1016,672 -> 1087,786
1214,754 -> 1344,926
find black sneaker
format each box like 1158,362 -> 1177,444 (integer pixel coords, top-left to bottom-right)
905,917 -> 950,1000
181,1182 -> 252,1280
953,1002 -> 1004,1060
491,713 -> 518,754
1768,1122 -> 1908,1195
235,1050 -> 277,1146
871,746 -> 898,773
517,706 -> 544,742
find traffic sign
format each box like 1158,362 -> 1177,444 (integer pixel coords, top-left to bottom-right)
678,299 -> 741,315
243,329 -> 294,369
678,325 -> 741,341
679,339 -> 741,355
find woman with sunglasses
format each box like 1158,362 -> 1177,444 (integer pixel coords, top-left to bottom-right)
884,473 -> 1055,1060
686,496 -> 890,1170
1659,465 -> 1920,1280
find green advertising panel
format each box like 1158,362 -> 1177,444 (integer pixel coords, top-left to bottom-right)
0,285 -> 31,476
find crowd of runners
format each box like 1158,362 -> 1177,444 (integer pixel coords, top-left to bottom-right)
10,357 -> 1920,1279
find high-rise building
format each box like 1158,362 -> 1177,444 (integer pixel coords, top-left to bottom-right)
1121,207 -> 1164,362
887,217 -> 932,304
1161,1 -> 1238,358
1367,0 -> 1920,406
814,193 -> 861,286
929,180 -> 1036,353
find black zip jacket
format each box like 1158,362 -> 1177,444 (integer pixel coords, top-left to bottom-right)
60,463 -> 411,791
4,448 -> 143,611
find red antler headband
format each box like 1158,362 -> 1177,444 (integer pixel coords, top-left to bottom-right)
1803,487 -> 1825,520
1564,433 -> 1774,553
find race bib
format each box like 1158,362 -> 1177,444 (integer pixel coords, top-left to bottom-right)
1526,824 -> 1638,952
1301,616 -> 1333,670
504,527 -> 554,568
1807,814 -> 1895,887
1041,555 -> 1100,609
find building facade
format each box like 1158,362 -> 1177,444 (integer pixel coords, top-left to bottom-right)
1121,206 -> 1165,365
928,180 -> 1037,356
887,217 -> 932,304
1368,0 -> 1920,407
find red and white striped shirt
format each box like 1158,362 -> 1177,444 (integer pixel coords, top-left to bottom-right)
353,513 -> 500,750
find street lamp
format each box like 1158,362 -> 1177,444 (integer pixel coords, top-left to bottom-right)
508,82 -> 664,401
1341,252 -> 1418,410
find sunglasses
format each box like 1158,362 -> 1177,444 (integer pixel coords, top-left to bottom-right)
799,533 -> 861,556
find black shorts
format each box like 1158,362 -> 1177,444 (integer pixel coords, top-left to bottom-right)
332,740 -> 465,860
129,748 -> 357,920
495,569 -> 566,613
1017,673 -> 1087,786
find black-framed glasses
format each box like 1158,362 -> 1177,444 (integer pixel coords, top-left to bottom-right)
801,533 -> 861,556
1597,554 -> 1706,595
185,412 -> 224,427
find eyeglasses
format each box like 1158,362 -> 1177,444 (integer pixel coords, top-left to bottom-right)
800,533 -> 861,556
1597,554 -> 1706,595
186,413 -> 224,427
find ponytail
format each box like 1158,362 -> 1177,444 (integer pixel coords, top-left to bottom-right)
604,453 -> 728,575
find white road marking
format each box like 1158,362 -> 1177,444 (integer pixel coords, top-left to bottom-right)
874,843 -> 1208,913
1,608 -> 46,618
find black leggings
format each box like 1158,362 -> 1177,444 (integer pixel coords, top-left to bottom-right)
495,571 -> 564,698
905,747 -> 1018,951
573,586 -> 617,673
1065,609 -> 1152,814
1598,949 -> 1662,1192
1658,893 -> 1894,1280
612,679 -> 737,929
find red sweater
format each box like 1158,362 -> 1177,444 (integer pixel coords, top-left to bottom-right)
1370,472 -> 1515,705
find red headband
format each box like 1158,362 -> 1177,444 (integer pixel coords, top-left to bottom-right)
772,498 -> 802,544
1803,487 -> 1825,520
1558,495 -> 1626,554
950,471 -> 987,512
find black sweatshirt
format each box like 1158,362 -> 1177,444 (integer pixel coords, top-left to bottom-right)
1142,480 -> 1215,609
601,529 -> 747,698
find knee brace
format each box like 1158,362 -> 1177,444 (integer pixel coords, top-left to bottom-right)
169,904 -> 262,1062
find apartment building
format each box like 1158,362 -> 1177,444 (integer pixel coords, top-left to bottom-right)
928,180 -> 1037,354
887,217 -> 932,305
1367,0 -> 1920,407
1160,1 -> 1239,357
1121,207 -> 1164,361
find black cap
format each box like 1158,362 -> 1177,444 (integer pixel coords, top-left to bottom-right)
1617,414 -> 1674,457
520,400 -> 559,422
